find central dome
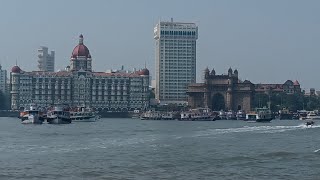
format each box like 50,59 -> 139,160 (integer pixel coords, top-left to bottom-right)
71,34 -> 91,58
11,65 -> 21,73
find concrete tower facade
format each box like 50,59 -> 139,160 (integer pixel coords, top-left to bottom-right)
38,46 -> 55,72
0,64 -> 7,94
154,19 -> 198,105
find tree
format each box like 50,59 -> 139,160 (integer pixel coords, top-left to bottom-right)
0,91 -> 5,110
0,91 -> 10,110
253,93 -> 269,109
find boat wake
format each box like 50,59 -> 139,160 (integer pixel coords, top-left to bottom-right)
192,124 -> 320,138
314,149 -> 320,153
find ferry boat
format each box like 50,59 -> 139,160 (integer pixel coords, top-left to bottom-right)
226,110 -> 237,120
306,111 -> 320,120
131,109 -> 141,119
278,108 -> 293,120
180,108 -> 215,121
20,104 -> 44,124
218,110 -> 227,120
245,108 -> 272,122
298,110 -> 308,120
46,105 -> 72,124
69,107 -> 98,122
140,111 -> 174,120
236,110 -> 246,120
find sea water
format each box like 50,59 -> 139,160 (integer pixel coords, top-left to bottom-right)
0,117 -> 319,180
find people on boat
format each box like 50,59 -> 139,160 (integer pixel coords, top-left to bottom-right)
305,121 -> 315,127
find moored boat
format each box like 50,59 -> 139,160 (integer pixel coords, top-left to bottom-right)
236,110 -> 246,120
180,108 -> 215,121
46,105 -> 72,124
69,107 -> 98,122
226,110 -> 237,120
245,107 -> 272,122
306,111 -> 320,120
20,104 -> 44,124
140,111 -> 175,120
279,108 -> 293,120
298,110 -> 308,120
218,110 -> 227,120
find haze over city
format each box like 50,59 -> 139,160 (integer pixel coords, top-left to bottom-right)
0,0 -> 319,90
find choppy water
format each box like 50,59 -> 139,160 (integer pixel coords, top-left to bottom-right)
0,118 -> 320,180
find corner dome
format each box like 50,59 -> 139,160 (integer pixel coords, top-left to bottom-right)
11,65 -> 21,73
139,68 -> 149,76
71,34 -> 91,58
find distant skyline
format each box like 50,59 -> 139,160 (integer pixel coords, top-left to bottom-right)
0,0 -> 319,90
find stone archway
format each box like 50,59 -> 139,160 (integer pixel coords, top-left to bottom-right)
212,93 -> 225,111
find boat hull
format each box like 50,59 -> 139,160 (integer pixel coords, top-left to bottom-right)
71,116 -> 97,122
255,118 -> 272,122
179,117 -> 215,121
21,115 -> 43,124
47,117 -> 71,124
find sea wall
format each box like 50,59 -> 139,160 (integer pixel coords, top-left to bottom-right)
0,110 -> 19,117
98,111 -> 132,118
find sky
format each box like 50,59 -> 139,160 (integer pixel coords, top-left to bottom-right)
0,0 -> 319,90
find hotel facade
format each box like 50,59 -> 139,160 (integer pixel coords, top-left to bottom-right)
10,35 -> 150,111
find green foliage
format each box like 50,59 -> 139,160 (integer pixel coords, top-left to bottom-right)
149,89 -> 155,99
0,91 -> 10,110
254,92 -> 320,112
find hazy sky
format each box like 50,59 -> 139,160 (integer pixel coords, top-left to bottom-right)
0,0 -> 319,90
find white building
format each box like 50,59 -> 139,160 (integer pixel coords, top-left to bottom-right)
154,19 -> 198,105
10,35 -> 150,111
0,64 -> 7,94
38,46 -> 55,72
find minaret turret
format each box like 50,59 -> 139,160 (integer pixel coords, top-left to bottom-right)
228,67 -> 233,77
234,69 -> 238,77
210,68 -> 215,76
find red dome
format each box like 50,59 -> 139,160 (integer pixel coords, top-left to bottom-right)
71,34 -> 91,58
11,65 -> 21,73
72,45 -> 90,58
139,68 -> 149,75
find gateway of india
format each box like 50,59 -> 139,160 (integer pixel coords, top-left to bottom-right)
10,35 -> 150,111
187,67 -> 254,112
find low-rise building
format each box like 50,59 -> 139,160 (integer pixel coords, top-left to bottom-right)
255,80 -> 301,94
